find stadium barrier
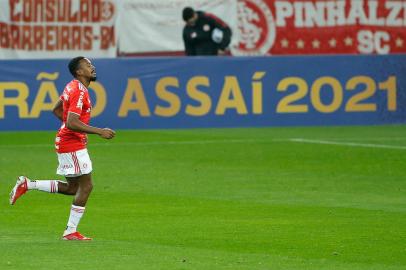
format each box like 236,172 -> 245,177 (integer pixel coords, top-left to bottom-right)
0,55 -> 405,131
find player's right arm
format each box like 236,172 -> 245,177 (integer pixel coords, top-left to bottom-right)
52,99 -> 63,121
66,112 -> 115,139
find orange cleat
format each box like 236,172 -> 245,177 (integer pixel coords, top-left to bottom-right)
9,176 -> 28,205
62,231 -> 92,241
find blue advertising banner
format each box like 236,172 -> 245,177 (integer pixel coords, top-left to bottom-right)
0,55 -> 405,131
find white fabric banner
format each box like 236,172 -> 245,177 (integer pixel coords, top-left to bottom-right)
0,0 -> 119,59
118,0 -> 238,53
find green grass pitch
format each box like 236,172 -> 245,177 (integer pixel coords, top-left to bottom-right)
0,125 -> 405,270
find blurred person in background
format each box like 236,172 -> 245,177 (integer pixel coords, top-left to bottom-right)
182,6 -> 232,56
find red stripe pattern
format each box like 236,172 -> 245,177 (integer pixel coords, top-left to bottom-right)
50,181 -> 56,193
71,152 -> 81,175
72,206 -> 85,213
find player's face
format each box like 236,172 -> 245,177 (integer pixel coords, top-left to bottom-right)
79,58 -> 97,81
186,13 -> 198,26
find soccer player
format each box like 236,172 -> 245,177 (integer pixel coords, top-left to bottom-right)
9,56 -> 115,241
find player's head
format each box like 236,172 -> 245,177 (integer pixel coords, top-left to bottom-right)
182,7 -> 197,26
68,56 -> 97,82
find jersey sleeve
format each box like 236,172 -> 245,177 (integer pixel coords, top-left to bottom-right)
67,89 -> 84,115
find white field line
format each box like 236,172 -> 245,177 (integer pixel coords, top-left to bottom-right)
290,138 -> 406,150
315,137 -> 406,141
0,138 -> 287,149
93,139 -> 286,147
1,137 -> 406,149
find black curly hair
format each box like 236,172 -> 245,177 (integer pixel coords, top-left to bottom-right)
68,56 -> 85,78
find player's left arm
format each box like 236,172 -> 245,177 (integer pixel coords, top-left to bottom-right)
204,13 -> 232,52
52,99 -> 63,121
67,112 -> 115,139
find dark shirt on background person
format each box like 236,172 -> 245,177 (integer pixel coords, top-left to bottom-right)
182,7 -> 232,56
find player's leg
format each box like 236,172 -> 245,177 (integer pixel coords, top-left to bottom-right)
62,149 -> 93,240
9,149 -> 83,205
73,173 -> 93,206
9,176 -> 59,205
9,176 -> 79,205
63,174 -> 93,240
57,176 -> 79,195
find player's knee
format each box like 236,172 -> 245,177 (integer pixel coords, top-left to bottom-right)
66,183 -> 79,195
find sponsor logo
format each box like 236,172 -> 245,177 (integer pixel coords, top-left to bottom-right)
76,92 -> 84,109
232,0 -> 276,56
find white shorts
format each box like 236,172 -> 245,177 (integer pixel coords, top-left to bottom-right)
56,149 -> 92,177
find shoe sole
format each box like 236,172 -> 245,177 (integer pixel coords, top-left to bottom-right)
62,237 -> 92,241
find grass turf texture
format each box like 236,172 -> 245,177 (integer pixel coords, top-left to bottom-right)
0,126 -> 405,270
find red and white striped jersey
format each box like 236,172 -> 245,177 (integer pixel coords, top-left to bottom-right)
55,79 -> 92,153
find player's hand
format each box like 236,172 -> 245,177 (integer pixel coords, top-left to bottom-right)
99,128 -> 115,139
218,49 -> 226,55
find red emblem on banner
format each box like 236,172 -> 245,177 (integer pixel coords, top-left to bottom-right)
233,0 -> 406,55
232,0 -> 276,56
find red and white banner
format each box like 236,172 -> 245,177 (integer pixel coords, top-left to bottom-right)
0,0 -> 118,59
233,0 -> 406,55
117,0 -> 406,56
117,0 -> 238,54
0,0 -> 404,58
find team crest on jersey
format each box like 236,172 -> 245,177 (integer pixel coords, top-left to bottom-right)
232,0 -> 276,56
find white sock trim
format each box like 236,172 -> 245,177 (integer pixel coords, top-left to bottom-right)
65,205 -> 86,234
71,205 -> 85,210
